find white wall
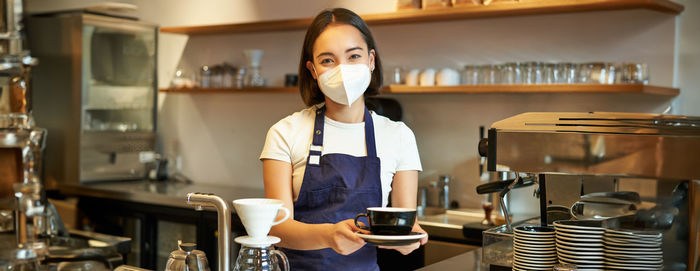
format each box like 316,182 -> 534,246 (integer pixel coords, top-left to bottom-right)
140,1 -> 696,211
675,0 -> 700,116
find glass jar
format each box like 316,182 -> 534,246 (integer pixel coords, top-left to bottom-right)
199,66 -> 212,88
210,65 -> 223,88
222,64 -> 236,88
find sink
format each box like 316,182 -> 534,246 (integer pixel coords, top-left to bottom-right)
420,209 -> 486,226
419,206 -> 446,216
418,208 -> 489,242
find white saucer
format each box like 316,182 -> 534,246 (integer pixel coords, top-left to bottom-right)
355,232 -> 426,246
604,228 -> 662,238
556,235 -> 603,243
556,239 -> 603,247
556,243 -> 604,252
234,236 -> 281,247
556,231 -> 604,239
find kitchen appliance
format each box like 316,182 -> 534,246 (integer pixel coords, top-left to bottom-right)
0,0 -> 48,252
0,1 -> 134,270
478,112 -> 700,270
26,12 -> 158,184
165,242 -> 211,271
25,0 -> 139,19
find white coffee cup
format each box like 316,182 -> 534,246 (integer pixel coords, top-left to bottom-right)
233,198 -> 290,240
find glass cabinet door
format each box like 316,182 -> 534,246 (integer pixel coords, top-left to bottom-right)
81,17 -> 156,133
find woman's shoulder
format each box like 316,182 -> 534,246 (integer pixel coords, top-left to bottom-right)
371,111 -> 413,134
270,105 -> 319,130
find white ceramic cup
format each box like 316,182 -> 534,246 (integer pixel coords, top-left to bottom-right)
233,198 -> 290,240
405,69 -> 421,86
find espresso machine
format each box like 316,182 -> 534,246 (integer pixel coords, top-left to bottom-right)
0,0 -> 47,240
0,1 -> 131,270
478,112 -> 700,270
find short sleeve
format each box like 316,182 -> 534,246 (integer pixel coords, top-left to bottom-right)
259,122 -> 292,163
396,124 -> 422,172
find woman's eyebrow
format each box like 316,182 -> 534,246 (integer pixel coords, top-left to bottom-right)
316,52 -> 334,59
346,47 -> 363,53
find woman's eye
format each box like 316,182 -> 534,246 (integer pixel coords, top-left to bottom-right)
319,58 -> 334,64
349,54 -> 362,60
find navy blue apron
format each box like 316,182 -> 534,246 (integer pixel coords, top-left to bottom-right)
280,105 -> 382,271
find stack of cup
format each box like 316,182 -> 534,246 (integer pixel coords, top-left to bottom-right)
513,226 -> 557,271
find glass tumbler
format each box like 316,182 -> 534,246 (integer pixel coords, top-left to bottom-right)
556,63 -> 578,84
391,67 -> 405,85
523,62 -> 543,84
543,63 -> 555,84
603,63 -> 617,84
621,63 -> 649,84
579,62 -> 607,84
461,65 -> 478,85
477,64 -> 503,85
503,62 -> 522,84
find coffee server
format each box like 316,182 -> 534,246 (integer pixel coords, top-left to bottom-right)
478,112 -> 700,270
26,11 -> 158,184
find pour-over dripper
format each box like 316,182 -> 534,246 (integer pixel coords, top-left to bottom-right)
232,198 -> 289,242
242,50 -> 265,86
243,50 -> 263,68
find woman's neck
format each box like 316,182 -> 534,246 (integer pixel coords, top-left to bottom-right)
324,97 -> 366,123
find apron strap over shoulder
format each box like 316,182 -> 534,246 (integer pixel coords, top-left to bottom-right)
309,105 -> 377,159
363,107 -> 377,158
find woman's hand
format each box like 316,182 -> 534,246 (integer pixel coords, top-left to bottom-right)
324,219 -> 366,255
378,223 -> 429,255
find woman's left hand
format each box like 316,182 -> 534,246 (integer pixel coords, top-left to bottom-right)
378,223 -> 428,255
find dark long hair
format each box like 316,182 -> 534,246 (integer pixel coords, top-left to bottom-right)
298,8 -> 383,107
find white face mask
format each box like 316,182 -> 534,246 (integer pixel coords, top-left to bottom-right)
314,64 -> 371,105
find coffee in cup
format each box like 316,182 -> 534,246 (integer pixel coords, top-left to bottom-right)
354,207 -> 416,235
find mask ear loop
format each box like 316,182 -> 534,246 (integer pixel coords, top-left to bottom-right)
312,64 -> 319,79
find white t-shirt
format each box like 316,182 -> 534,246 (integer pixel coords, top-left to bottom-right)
259,104 -> 422,207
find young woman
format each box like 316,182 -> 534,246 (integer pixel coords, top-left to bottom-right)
260,8 -> 428,270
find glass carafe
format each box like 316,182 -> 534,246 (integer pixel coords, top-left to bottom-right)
233,244 -> 288,271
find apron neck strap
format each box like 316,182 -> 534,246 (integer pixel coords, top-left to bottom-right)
311,105 -> 377,158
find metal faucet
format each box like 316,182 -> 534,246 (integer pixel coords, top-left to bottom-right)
438,175 -> 451,210
186,193 -> 231,271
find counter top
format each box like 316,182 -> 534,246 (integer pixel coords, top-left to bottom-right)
58,180 -> 265,209
417,248 -> 488,270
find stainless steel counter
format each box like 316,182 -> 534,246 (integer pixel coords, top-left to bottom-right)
418,209 -> 486,241
58,180 -> 265,209
417,248 -> 488,270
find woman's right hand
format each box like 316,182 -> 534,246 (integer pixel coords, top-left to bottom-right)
324,219 -> 366,255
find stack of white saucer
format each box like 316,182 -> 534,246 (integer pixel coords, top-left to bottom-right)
603,228 -> 663,270
554,220 -> 606,269
512,226 -> 557,271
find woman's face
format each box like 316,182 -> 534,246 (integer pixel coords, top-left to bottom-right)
306,23 -> 375,79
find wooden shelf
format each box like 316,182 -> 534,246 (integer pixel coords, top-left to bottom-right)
161,84 -> 679,96
160,86 -> 297,93
160,0 -> 683,35
383,84 -> 679,96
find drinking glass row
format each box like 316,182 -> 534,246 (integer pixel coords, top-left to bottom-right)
461,62 -> 649,85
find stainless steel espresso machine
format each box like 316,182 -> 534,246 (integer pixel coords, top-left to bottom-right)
478,112 -> 700,270
0,0 -> 131,270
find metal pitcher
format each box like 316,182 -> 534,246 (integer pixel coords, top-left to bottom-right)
164,242 -> 210,271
